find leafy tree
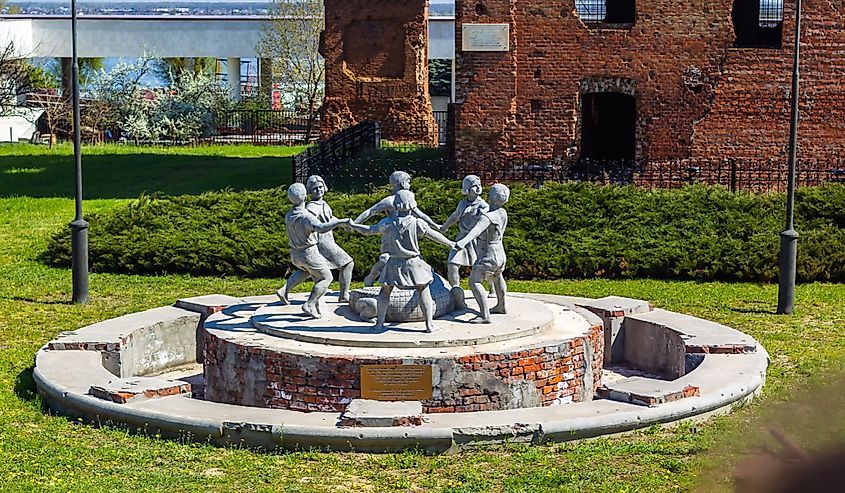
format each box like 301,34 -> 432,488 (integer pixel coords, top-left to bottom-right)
149,69 -> 234,141
258,0 -> 324,140
153,57 -> 217,84
88,56 -> 233,142
46,57 -> 105,91
428,59 -> 451,97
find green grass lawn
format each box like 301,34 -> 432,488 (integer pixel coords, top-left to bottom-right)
0,144 -> 843,492
0,143 -> 299,198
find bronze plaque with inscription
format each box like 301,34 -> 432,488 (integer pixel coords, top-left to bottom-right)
360,364 -> 433,401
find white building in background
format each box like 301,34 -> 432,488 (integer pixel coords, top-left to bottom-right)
0,108 -> 44,142
0,14 -> 457,102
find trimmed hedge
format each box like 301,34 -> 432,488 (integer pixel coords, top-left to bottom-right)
44,181 -> 845,282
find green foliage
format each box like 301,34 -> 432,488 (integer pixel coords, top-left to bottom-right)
3,194 -> 845,492
43,182 -> 845,282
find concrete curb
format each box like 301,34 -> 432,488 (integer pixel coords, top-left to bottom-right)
33,293 -> 769,453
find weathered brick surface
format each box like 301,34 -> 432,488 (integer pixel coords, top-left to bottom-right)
203,323 -> 604,413
321,0 -> 437,144
453,1 -> 845,173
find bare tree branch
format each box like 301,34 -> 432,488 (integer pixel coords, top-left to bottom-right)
0,41 -> 35,117
258,0 -> 324,140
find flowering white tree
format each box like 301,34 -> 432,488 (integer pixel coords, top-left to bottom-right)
149,70 -> 234,141
89,56 -> 234,142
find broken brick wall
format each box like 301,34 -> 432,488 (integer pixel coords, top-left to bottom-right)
321,0 -> 437,144
453,0 -> 845,174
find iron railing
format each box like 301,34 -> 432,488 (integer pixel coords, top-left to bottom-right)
455,157 -> 845,192
291,121 -> 380,183
212,109 -> 319,146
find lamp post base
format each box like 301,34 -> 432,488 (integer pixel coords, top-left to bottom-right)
70,218 -> 89,304
777,229 -> 799,315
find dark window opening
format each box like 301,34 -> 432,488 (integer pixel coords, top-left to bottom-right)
733,0 -> 783,48
575,0 -> 635,25
580,92 -> 636,162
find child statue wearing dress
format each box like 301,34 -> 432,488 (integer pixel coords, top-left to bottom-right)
440,175 -> 489,309
453,183 -> 510,324
278,183 -> 348,318
347,190 -> 455,333
277,175 -> 355,303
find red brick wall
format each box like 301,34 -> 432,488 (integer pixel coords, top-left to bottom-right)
321,0 -> 437,143
203,324 -> 603,413
454,0 -> 845,172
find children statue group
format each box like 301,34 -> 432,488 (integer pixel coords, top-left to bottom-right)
278,171 -> 510,333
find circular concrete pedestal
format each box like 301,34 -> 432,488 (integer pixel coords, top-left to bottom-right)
204,293 -> 604,413
251,296 -> 554,348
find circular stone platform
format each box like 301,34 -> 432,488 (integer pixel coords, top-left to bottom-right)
251,296 -> 554,348
32,291 -> 769,453
204,293 -> 604,413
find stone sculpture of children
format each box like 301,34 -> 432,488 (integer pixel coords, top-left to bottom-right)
347,190 -> 455,333
453,183 -> 510,324
277,183 -> 349,318
439,175 -> 489,309
354,170 -> 440,229
277,175 -> 355,303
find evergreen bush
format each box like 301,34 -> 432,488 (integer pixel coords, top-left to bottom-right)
43,182 -> 845,283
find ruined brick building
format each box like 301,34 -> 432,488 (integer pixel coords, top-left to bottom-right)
322,0 -> 845,180
320,0 -> 438,144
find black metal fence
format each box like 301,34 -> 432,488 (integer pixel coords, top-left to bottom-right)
456,157 -> 845,192
291,121 -> 380,183
211,110 -> 319,146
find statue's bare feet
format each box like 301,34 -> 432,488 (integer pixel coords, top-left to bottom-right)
275,288 -> 289,305
424,324 -> 440,333
469,316 -> 491,324
374,322 -> 385,332
490,304 -> 506,314
338,295 -> 349,303
302,303 -> 320,318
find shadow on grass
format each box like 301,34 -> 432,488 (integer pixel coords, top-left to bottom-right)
15,366 -> 38,403
729,306 -> 779,315
10,296 -> 73,306
0,153 -> 294,199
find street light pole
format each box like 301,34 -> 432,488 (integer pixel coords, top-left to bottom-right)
69,0 -> 89,304
777,0 -> 802,315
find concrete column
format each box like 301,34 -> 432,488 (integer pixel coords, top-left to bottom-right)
259,58 -> 273,102
227,57 -> 241,101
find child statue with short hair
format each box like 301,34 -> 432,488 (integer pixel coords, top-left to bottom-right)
347,190 -> 455,333
453,183 -> 510,324
440,174 -> 489,309
277,175 -> 355,303
278,183 -> 349,318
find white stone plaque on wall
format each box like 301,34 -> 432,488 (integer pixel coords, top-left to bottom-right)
461,23 -> 510,52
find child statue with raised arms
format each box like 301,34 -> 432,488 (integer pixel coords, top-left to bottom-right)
347,190 -> 455,333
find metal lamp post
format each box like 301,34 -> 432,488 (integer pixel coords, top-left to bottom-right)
777,0 -> 802,315
69,0 -> 89,304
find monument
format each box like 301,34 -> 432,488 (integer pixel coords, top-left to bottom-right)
33,172 -> 768,452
